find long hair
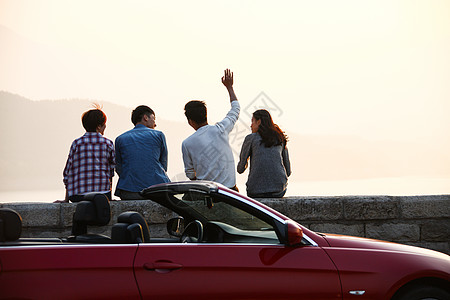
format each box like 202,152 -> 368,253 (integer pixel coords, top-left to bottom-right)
253,109 -> 288,147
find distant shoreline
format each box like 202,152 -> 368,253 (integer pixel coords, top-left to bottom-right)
1,177 -> 449,203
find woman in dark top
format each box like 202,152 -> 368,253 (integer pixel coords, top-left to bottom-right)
237,109 -> 291,198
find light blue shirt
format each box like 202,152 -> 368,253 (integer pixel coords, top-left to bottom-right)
182,101 -> 240,188
115,124 -> 170,194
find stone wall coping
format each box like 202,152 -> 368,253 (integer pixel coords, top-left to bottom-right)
1,194 -> 449,227
1,194 -> 449,254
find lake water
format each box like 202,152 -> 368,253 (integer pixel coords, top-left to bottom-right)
285,177 -> 450,197
1,177 -> 449,203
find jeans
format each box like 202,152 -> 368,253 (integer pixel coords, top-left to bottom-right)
117,189 -> 147,200
247,189 -> 286,198
69,191 -> 112,203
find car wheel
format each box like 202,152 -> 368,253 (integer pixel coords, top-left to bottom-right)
395,285 -> 450,300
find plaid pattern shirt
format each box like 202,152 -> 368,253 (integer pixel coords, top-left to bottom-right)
63,132 -> 115,196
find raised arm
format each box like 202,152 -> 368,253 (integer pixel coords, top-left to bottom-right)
222,68 -> 237,102
217,68 -> 240,134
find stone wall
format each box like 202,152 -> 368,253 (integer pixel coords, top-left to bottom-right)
1,195 -> 449,254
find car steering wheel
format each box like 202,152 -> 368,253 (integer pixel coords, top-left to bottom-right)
180,220 -> 203,243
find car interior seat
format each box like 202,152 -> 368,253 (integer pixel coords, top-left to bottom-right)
0,208 -> 22,242
68,193 -> 111,243
111,211 -> 150,243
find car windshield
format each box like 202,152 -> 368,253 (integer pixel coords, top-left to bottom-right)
171,191 -> 274,231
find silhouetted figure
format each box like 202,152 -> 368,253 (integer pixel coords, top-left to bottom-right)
237,109 -> 291,198
182,69 -> 240,190
115,105 -> 170,200
59,106 -> 115,203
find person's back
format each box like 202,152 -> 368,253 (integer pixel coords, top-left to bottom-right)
182,69 -> 240,190
237,109 -> 291,198
238,133 -> 290,197
182,101 -> 239,187
59,106 -> 115,203
115,105 -> 169,200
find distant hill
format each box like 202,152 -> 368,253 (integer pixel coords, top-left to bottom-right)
0,91 -> 449,191
0,91 -> 193,190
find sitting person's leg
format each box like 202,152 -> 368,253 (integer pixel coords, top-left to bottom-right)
248,189 -> 286,198
117,189 -> 146,200
69,191 -> 112,203
68,194 -> 85,203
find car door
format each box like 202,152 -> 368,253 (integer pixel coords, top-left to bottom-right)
0,244 -> 141,300
134,242 -> 342,299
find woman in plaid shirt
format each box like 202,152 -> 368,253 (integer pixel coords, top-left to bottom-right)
60,106 -> 115,203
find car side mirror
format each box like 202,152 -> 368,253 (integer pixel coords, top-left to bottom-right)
167,217 -> 184,237
285,220 -> 303,246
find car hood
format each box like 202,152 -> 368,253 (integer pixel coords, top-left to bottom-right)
320,233 -> 449,259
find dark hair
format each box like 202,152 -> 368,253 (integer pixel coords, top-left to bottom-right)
82,106 -> 107,132
184,100 -> 207,124
253,109 -> 288,147
131,105 -> 155,125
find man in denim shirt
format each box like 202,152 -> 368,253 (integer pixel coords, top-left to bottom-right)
115,105 -> 170,200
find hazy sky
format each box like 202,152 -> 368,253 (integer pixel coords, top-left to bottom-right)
1,0 -> 449,142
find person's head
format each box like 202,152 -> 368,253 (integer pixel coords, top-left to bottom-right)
82,105 -> 107,134
252,109 -> 287,147
184,100 -> 207,129
131,105 -> 156,128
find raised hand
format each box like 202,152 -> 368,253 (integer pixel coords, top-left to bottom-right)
221,68 -> 233,88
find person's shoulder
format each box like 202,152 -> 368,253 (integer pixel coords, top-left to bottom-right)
182,129 -> 202,146
134,126 -> 164,135
152,128 -> 166,136
115,128 -> 134,140
245,132 -> 259,141
182,131 -> 196,143
72,133 -> 90,144
181,136 -> 192,150
69,136 -> 81,149
101,135 -> 114,144
152,129 -> 168,143
72,134 -> 84,143
244,133 -> 263,147
141,128 -> 166,142
92,133 -> 113,144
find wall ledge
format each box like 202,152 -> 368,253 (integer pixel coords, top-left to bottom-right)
1,194 -> 449,254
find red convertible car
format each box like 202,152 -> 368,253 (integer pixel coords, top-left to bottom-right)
0,181 -> 449,299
